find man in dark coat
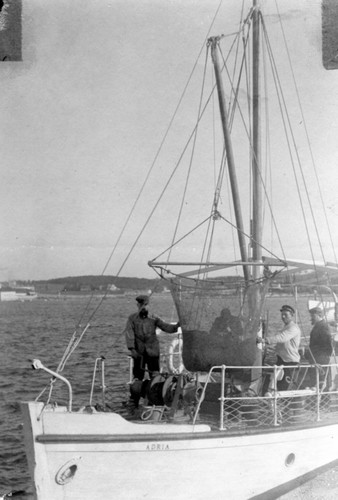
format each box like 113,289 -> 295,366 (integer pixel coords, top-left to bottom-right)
124,294 -> 180,381
307,306 -> 333,390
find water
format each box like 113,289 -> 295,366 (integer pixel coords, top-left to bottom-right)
0,292 -> 331,498
0,293 -> 178,497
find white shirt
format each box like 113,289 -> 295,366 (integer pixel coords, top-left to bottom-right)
272,321 -> 301,363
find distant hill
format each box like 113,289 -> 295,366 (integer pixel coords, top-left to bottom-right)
33,275 -> 165,293
19,269 -> 338,295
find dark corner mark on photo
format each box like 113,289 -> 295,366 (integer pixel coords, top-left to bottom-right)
0,0 -> 22,62
322,0 -> 338,70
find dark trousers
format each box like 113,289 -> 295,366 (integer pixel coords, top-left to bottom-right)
133,353 -> 160,380
276,355 -> 298,390
308,356 -> 331,391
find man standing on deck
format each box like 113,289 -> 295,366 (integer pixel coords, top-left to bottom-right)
265,304 -> 301,390
124,295 -> 180,407
124,294 -> 180,381
306,306 -> 333,390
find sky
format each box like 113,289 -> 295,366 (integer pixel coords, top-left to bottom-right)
0,0 -> 338,281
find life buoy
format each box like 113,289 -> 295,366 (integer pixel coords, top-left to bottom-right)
167,338 -> 184,374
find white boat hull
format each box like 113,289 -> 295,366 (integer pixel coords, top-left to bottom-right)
0,291 -> 37,302
21,401 -> 338,500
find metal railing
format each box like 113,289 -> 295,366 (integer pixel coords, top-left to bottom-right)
193,363 -> 338,430
89,356 -> 106,407
32,359 -> 73,412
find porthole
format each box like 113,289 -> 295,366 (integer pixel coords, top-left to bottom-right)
55,458 -> 80,485
285,453 -> 295,467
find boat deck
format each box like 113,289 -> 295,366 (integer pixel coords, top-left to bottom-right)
119,361 -> 338,434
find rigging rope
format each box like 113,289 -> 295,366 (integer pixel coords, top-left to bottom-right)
260,15 -> 322,281
167,45 -> 210,266
99,0 -> 226,282
274,0 -> 338,268
151,216 -> 213,263
273,0 -> 338,319
39,0 -> 231,398
40,1 -> 338,405
259,7 -> 338,355
217,30 -> 287,264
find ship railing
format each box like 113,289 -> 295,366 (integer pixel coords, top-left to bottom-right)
89,356 -> 106,407
32,359 -> 73,412
193,362 -> 338,431
33,357 -> 106,413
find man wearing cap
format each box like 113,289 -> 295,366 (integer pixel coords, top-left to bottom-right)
124,294 -> 180,383
307,306 -> 332,389
265,305 -> 301,390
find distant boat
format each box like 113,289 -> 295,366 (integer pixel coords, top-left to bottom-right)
0,286 -> 37,302
21,2 -> 338,499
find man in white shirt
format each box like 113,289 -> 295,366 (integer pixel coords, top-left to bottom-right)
266,304 -> 301,390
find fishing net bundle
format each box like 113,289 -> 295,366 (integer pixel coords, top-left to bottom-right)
169,275 -> 269,372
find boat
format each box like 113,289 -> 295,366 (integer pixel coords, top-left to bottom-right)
0,285 -> 37,302
21,1 -> 338,499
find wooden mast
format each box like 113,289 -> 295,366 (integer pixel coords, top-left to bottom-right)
209,37 -> 249,283
251,0 -> 263,382
252,0 -> 262,270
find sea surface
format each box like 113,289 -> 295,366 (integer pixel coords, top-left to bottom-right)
0,293 -> 178,498
0,293 -> 337,499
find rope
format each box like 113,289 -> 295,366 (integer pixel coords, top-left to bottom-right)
35,2 -> 243,409
150,216 -> 213,263
45,0 -> 229,384
260,15 -> 321,280
100,0 -> 226,281
217,33 -> 287,264
274,0 -> 338,268
165,21 -> 246,275
43,1 -> 338,405
272,1 -> 338,326
167,45 -> 210,266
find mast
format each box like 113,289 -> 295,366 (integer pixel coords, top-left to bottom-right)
209,37 -> 249,283
252,0 -> 262,272
251,0 -> 263,383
